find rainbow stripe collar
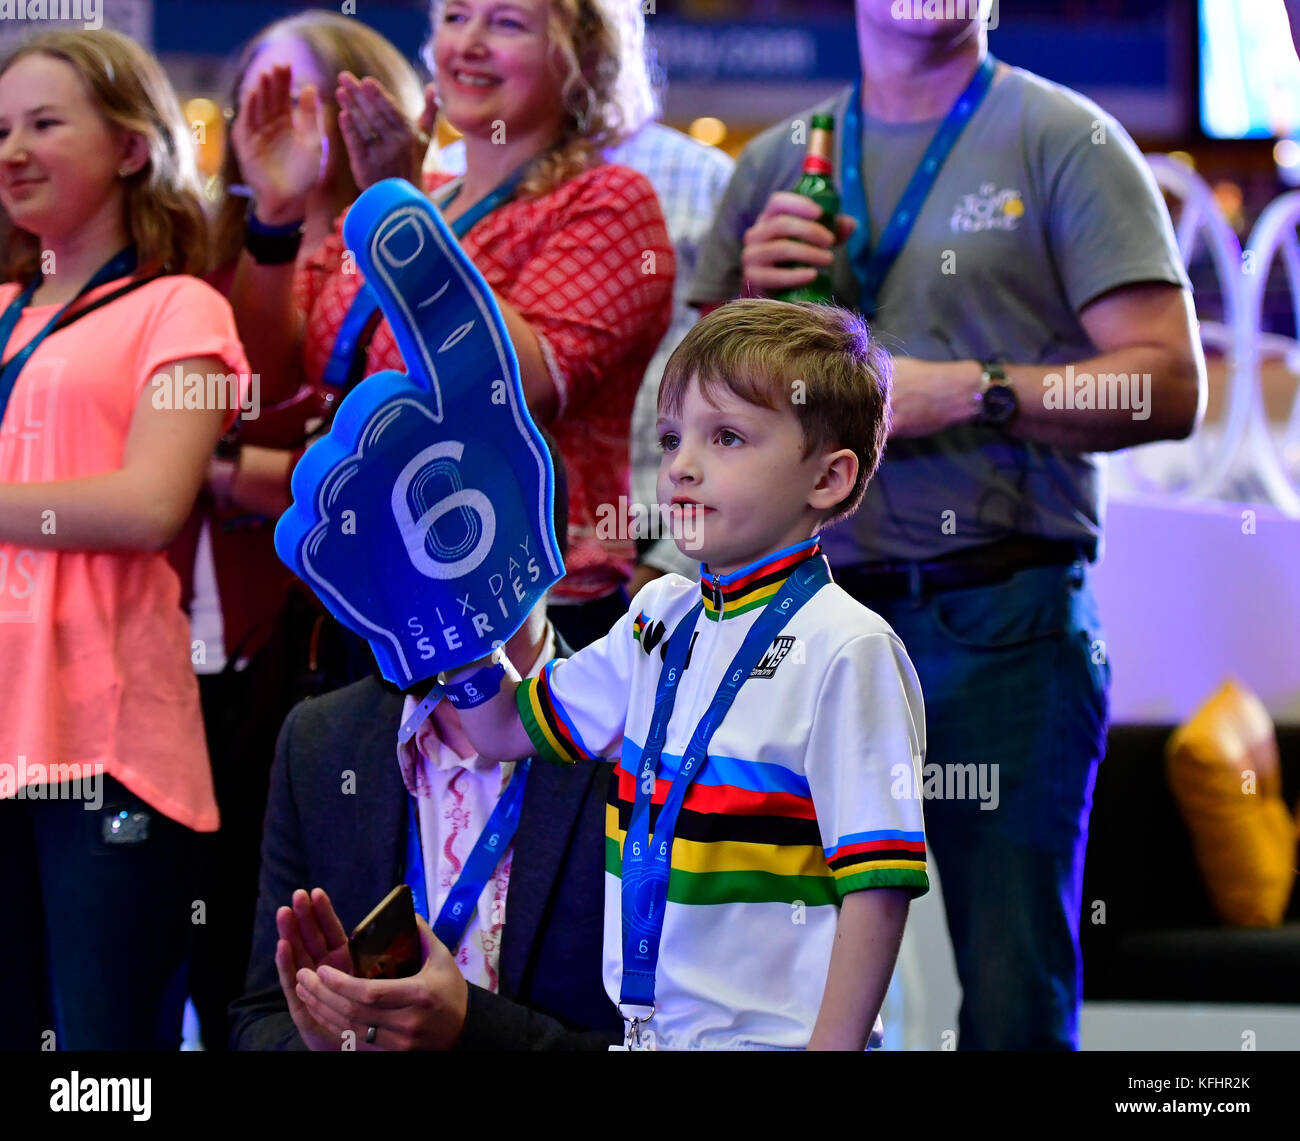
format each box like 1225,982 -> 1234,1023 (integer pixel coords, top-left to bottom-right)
700,537 -> 824,621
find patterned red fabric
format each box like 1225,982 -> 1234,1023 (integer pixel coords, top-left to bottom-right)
303,163 -> 675,602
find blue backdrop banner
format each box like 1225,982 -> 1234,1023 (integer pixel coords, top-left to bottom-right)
275,179 -> 564,688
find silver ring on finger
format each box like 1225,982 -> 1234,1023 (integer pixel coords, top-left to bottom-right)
365,1024 -> 378,1044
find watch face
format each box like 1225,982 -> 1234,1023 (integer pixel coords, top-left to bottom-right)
981,383 -> 1017,424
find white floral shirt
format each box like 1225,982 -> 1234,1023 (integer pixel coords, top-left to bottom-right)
396,625 -> 555,992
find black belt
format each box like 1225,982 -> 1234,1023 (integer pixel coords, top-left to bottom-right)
834,536 -> 1085,600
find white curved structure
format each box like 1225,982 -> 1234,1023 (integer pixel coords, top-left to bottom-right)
1241,189 -> 1300,515
1114,155 -> 1261,501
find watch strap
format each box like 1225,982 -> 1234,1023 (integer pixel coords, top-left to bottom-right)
245,209 -> 305,265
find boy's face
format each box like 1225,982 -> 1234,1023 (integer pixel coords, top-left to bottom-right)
656,376 -> 851,578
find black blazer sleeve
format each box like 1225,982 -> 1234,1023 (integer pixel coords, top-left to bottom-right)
228,701 -> 312,1051
455,985 -> 620,1051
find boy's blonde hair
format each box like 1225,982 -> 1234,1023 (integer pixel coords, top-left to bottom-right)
213,11 -> 425,271
659,300 -> 893,525
424,0 -> 656,199
0,29 -> 208,280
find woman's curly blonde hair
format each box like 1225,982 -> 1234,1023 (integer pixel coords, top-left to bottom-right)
425,0 -> 656,199
0,28 -> 208,283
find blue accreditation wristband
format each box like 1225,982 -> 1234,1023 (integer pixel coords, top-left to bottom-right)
439,661 -> 508,709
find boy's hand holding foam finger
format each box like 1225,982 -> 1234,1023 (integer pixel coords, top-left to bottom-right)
741,192 -> 857,297
437,645 -> 537,764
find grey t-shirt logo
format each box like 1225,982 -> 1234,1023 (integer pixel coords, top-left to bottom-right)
950,183 -> 1026,232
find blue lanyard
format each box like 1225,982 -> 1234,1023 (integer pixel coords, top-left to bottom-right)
323,167 -> 529,390
436,164 -> 530,236
0,246 -> 137,424
321,279 -> 384,391
404,757 -> 532,950
618,543 -> 832,1009
842,55 -> 996,316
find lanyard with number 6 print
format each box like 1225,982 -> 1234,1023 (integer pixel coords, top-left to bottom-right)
616,540 -> 831,1049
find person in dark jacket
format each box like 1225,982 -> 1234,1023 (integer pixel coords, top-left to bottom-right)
230,442 -> 621,1050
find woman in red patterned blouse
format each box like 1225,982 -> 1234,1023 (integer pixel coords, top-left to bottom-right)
230,0 -> 675,646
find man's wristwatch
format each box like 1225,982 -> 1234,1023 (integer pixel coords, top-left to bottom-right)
975,361 -> 1018,427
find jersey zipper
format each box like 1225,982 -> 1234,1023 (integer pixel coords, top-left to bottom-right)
668,572 -> 725,779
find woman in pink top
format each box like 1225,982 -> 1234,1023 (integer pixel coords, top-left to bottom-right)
0,30 -> 250,1050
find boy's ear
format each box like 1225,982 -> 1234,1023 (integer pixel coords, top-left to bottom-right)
807,447 -> 858,515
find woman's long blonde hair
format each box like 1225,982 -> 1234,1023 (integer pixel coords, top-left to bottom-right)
425,0 -> 657,198
211,11 -> 425,270
0,29 -> 208,282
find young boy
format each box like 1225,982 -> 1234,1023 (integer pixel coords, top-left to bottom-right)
444,299 -> 928,1050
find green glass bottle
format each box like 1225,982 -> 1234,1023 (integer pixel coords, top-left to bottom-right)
775,112 -> 840,304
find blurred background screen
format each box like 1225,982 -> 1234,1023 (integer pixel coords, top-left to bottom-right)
1200,0 -> 1300,140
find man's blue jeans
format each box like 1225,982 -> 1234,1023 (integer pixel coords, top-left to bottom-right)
855,559 -> 1111,1049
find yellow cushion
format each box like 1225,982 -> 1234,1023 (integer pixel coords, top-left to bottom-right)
1165,680 -> 1297,927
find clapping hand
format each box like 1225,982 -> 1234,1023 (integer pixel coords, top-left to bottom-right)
338,73 -> 439,191
273,887 -> 356,1051
230,63 -> 326,224
293,914 -> 470,1051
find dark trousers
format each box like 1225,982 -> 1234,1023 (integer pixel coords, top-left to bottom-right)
0,774 -> 196,1050
850,560 -> 1111,1050
188,650 -> 286,1051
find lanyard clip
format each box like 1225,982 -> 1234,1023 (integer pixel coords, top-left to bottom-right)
618,1003 -> 656,1051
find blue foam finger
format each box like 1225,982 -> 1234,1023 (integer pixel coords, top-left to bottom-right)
275,179 -> 564,688
343,179 -> 511,407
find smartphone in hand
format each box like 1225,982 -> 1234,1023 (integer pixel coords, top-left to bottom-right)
349,884 -> 421,979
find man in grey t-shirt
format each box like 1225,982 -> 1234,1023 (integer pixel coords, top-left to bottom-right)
690,2 -> 1205,1049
